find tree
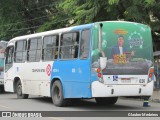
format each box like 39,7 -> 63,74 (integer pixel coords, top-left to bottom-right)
0,0 -> 58,40
58,0 -> 160,50
0,0 -> 160,49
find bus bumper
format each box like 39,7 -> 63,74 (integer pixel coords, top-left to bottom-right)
91,81 -> 154,97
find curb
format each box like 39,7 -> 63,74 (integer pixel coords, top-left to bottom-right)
151,99 -> 160,103
120,97 -> 160,103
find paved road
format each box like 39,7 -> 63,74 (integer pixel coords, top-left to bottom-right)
0,92 -> 159,111
0,92 -> 160,119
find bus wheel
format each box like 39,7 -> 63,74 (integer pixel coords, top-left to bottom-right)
0,86 -> 5,93
52,81 -> 67,107
95,97 -> 118,105
16,80 -> 29,99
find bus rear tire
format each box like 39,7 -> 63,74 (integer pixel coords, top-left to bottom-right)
95,97 -> 118,105
16,80 -> 29,99
51,80 -> 67,107
0,85 -> 5,93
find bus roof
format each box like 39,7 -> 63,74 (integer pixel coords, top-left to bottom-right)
8,21 -> 149,44
8,23 -> 94,43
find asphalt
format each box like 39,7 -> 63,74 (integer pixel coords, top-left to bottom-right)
119,89 -> 160,103
151,90 -> 160,103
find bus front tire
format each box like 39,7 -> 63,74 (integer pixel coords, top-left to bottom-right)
95,97 -> 118,105
52,81 -> 68,107
16,80 -> 29,99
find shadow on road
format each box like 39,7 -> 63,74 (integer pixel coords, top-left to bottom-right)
1,92 -> 146,110
28,97 -> 139,110
0,92 -> 14,94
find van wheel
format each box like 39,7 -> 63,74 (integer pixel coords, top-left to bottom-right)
95,97 -> 118,105
52,81 -> 67,107
16,80 -> 29,99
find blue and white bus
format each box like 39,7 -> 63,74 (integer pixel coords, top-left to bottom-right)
4,21 -> 154,106
0,41 -> 7,92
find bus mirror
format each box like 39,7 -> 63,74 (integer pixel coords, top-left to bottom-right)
100,57 -> 107,70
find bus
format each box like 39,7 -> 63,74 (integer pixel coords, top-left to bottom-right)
4,21 -> 154,106
0,41 -> 7,92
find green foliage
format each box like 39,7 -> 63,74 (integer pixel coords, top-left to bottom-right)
0,0 -> 160,49
0,0 -> 58,40
108,0 -> 119,5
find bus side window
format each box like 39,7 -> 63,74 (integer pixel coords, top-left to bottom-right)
5,46 -> 14,71
60,32 -> 79,59
73,33 -> 79,58
80,29 -> 90,59
42,35 -> 59,61
14,40 -> 27,63
27,37 -> 42,62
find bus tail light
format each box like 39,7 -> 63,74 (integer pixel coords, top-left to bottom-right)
149,68 -> 154,73
98,73 -> 102,78
149,73 -> 152,78
148,68 -> 154,82
149,68 -> 154,78
97,68 -> 102,78
97,68 -> 104,83
97,68 -> 101,73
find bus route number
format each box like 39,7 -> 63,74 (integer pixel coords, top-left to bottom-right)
53,69 -> 59,73
139,79 -> 145,83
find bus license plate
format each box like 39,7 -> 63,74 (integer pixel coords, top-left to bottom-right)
121,78 -> 131,83
121,80 -> 131,83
